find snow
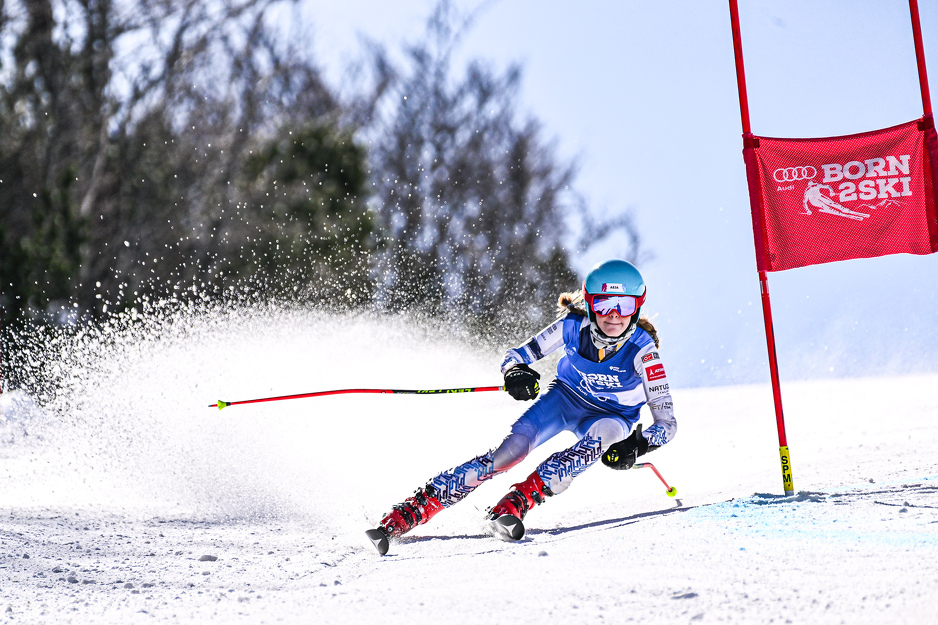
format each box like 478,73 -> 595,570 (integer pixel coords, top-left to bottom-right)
2,306 -> 937,623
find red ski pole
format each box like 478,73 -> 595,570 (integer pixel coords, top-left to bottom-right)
209,385 -> 505,410
634,462 -> 677,497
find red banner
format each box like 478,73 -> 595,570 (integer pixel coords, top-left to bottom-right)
744,118 -> 938,272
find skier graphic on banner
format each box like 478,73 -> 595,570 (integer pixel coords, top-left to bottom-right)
802,181 -> 870,221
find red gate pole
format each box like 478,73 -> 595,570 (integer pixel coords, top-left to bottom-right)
729,0 -> 794,495
909,0 -> 933,116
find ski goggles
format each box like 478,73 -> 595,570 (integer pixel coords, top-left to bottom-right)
585,293 -> 644,317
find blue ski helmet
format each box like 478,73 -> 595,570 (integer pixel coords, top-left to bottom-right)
582,259 -> 646,330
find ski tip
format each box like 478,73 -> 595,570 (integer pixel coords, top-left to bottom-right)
667,486 -> 677,497
365,528 -> 390,555
491,515 -> 525,541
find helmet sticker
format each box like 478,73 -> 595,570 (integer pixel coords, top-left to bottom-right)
601,283 -> 625,293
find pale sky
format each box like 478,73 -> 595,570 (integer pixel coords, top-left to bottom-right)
288,0 -> 938,388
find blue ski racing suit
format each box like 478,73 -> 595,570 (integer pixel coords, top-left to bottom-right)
428,312 -> 677,506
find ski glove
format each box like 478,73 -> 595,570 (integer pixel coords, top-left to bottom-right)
503,364 -> 541,401
602,424 -> 649,470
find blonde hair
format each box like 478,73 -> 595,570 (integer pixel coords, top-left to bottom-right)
557,291 -> 587,316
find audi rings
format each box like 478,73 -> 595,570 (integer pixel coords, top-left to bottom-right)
773,166 -> 817,182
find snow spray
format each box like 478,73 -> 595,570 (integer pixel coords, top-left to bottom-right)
0,301 -> 506,528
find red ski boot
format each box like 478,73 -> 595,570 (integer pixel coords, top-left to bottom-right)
486,470 -> 552,541
366,485 -> 445,555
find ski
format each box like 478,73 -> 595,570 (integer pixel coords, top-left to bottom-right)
366,514 -> 526,555
365,528 -> 390,555
487,514 -> 525,541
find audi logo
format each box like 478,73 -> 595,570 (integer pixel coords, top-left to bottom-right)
773,166 -> 817,182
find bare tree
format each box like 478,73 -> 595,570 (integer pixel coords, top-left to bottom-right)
360,0 -> 645,337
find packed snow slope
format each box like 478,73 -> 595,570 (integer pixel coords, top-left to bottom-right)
1,305 -> 937,624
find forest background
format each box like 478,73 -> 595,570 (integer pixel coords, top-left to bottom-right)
0,0 -> 643,388
7,0 -> 938,396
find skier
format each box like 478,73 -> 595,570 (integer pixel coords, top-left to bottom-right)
366,259 -> 677,554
